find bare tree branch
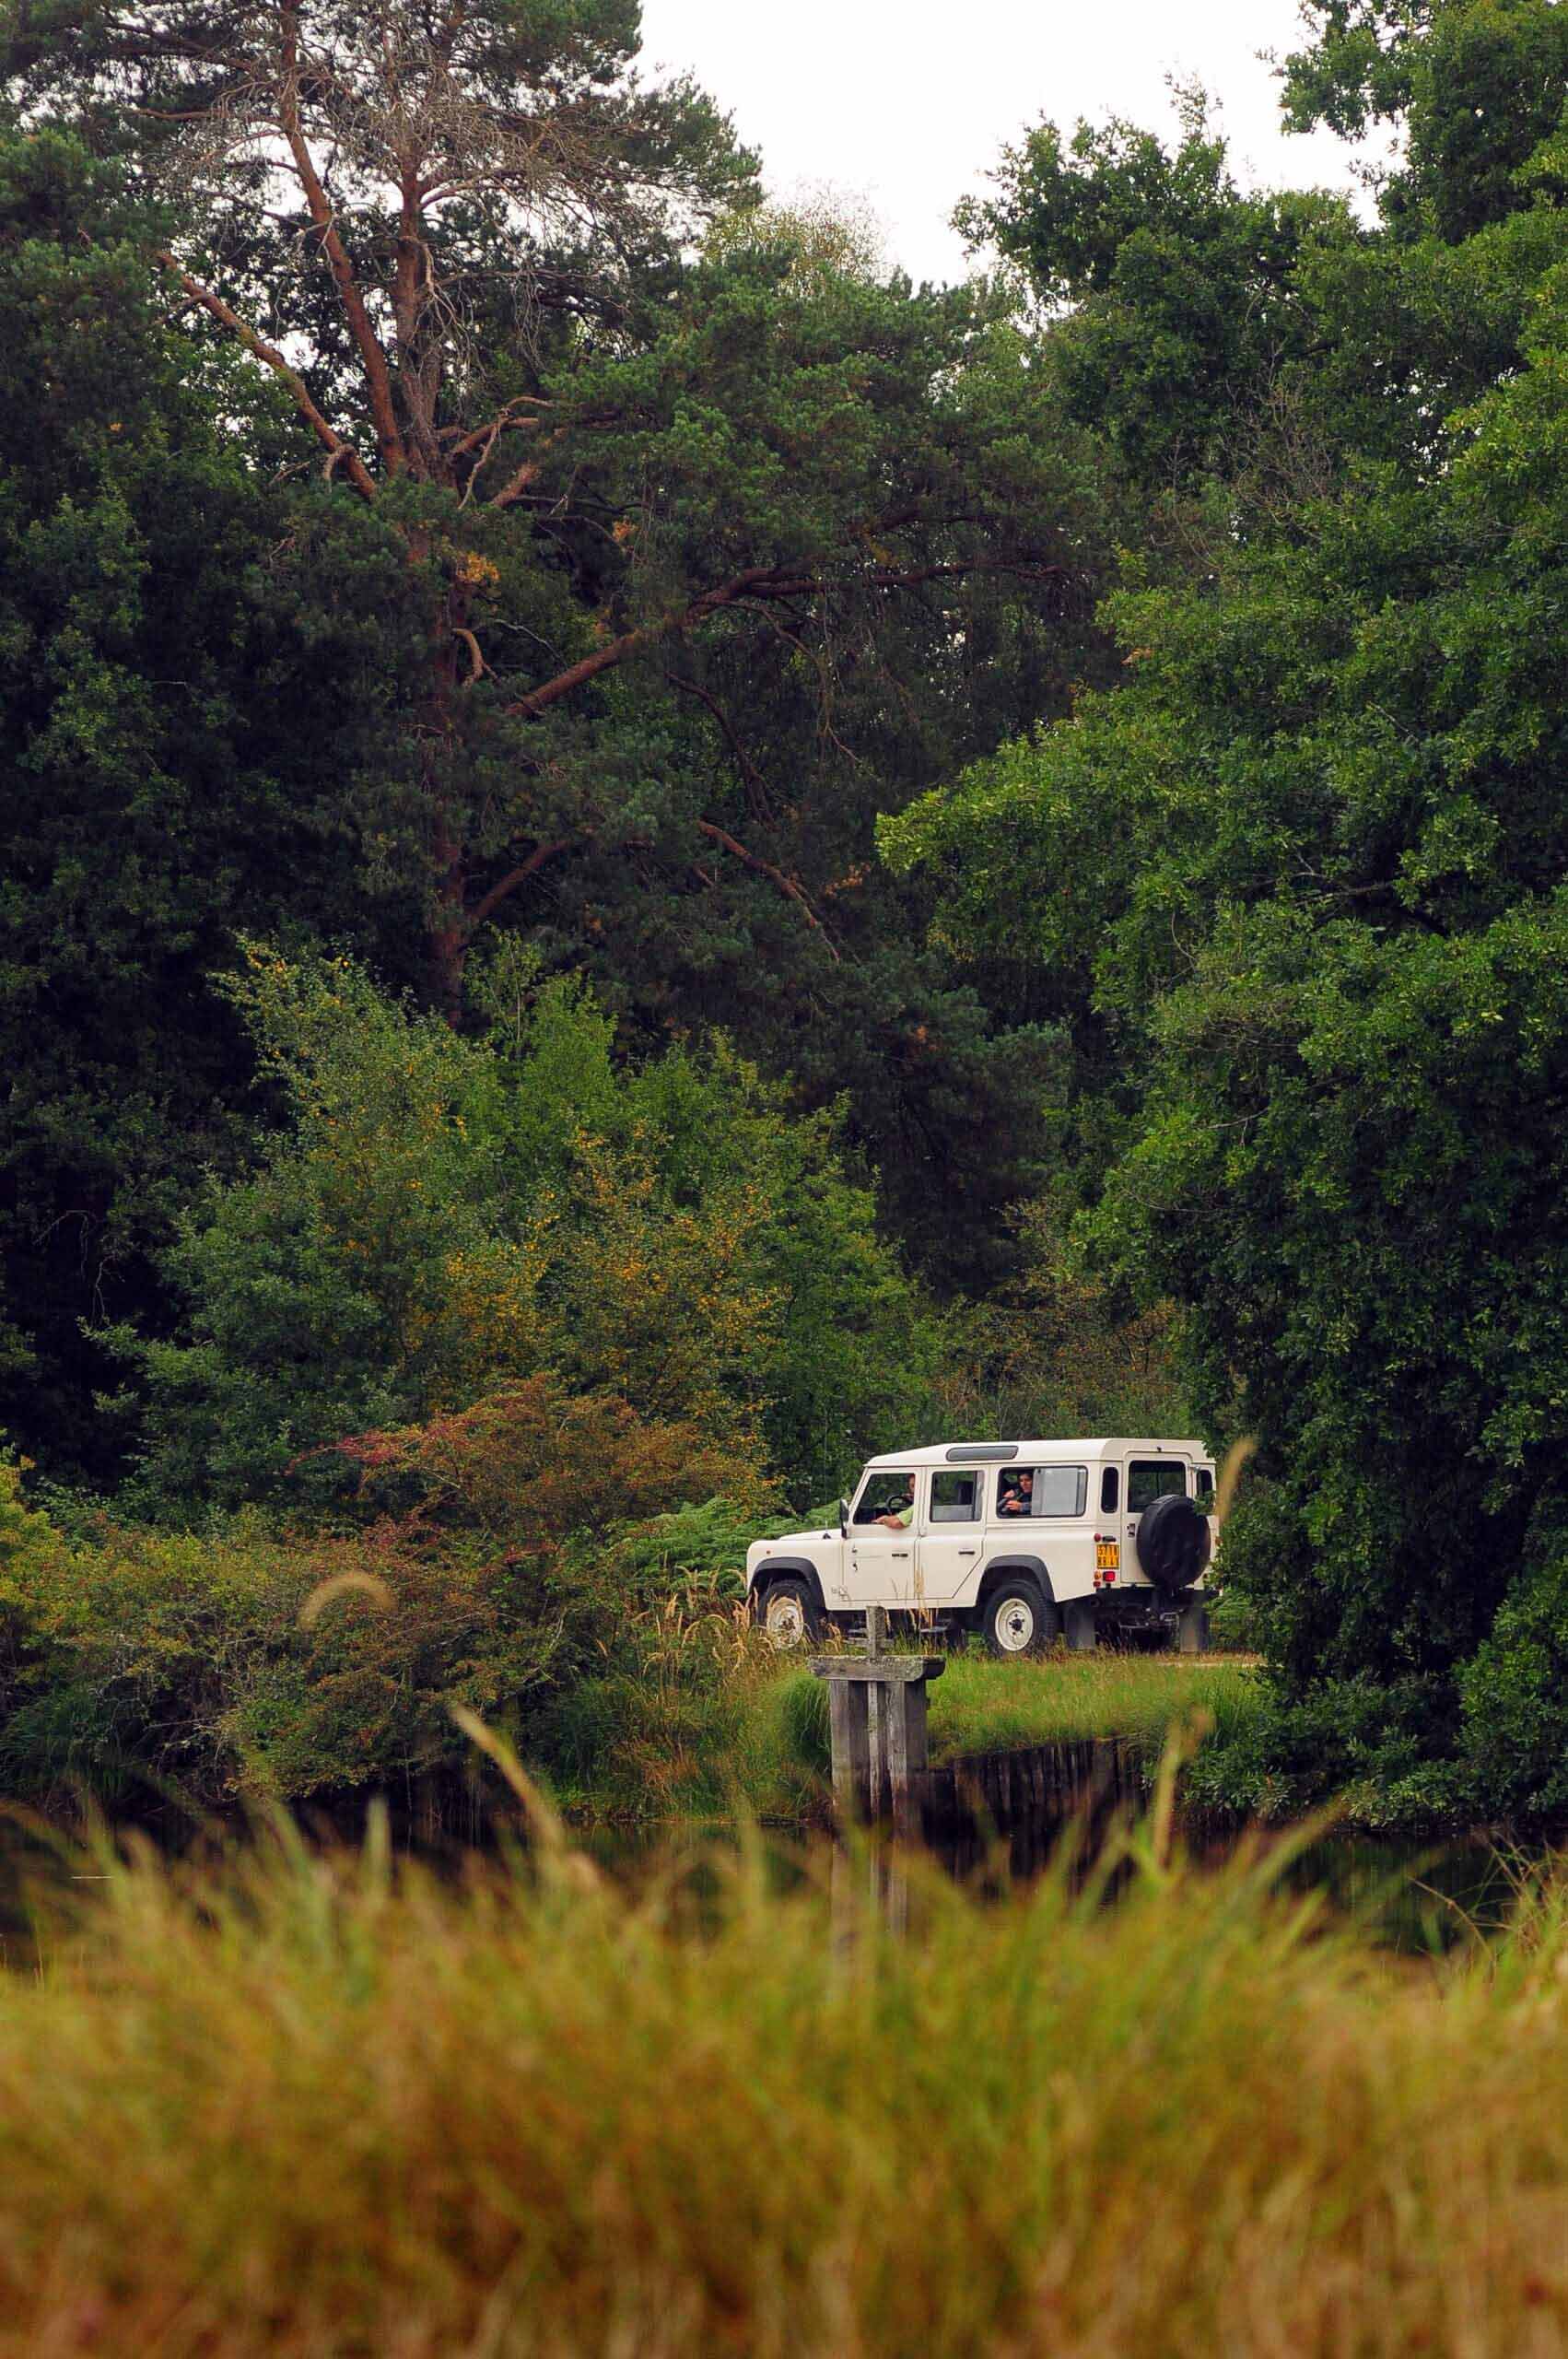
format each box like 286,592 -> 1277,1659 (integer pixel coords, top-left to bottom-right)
509,566 -> 820,719
668,671 -> 775,822
695,820 -> 841,962
157,252 -> 377,500
278,0 -> 406,478
464,839 -> 572,932
510,551 -> 1076,720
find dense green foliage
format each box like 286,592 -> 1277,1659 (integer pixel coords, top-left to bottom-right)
0,0 -> 1123,1476
6,0 -> 1568,1823
103,948 -> 942,1513
958,97 -> 1355,492
889,0 -> 1568,1806
0,132 -> 416,1471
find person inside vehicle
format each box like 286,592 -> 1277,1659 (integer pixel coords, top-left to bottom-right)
875,1475 -> 916,1530
999,1470 -> 1035,1517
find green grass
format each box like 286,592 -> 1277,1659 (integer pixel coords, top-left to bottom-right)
3,1793 -> 1568,2354
748,1649 -> 1265,1819
924,1649 -> 1263,1766
532,1618 -> 837,1825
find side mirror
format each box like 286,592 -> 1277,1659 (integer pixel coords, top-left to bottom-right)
839,1497 -> 849,1537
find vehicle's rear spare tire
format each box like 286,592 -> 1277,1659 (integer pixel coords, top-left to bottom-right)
1135,1492 -> 1212,1592
982,1580 -> 1059,1657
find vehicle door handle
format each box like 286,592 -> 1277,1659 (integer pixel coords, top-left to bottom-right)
890,1550 -> 910,1559
957,1548 -> 977,1556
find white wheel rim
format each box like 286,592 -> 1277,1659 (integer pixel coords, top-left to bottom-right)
996,1595 -> 1036,1653
766,1594 -> 805,1647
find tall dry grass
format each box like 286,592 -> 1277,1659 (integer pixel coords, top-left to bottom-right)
3,1778 -> 1568,2356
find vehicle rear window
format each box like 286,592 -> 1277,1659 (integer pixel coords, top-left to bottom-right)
930,1471 -> 979,1523
1129,1461 -> 1188,1513
996,1465 -> 1087,1520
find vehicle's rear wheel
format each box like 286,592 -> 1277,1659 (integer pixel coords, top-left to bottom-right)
982,1581 -> 1058,1658
758,1577 -> 821,1649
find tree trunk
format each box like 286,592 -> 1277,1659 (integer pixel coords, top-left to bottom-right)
424,577 -> 470,1025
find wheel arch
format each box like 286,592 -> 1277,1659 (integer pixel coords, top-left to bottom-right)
975,1555 -> 1055,1608
749,1556 -> 829,1619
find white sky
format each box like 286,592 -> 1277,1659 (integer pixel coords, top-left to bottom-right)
638,0 -> 1364,284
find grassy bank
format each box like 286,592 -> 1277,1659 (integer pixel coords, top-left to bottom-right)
925,1649 -> 1261,1766
545,1648 -> 1266,1825
4,1799 -> 1568,2354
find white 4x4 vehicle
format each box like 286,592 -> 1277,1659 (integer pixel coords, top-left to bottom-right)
747,1438 -> 1217,1655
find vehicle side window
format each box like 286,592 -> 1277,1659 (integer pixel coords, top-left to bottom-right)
1129,1461 -> 1187,1513
997,1465 -> 1087,1519
1100,1466 -> 1119,1515
1194,1466 -> 1215,1507
853,1473 -> 918,1525
929,1472 -> 979,1523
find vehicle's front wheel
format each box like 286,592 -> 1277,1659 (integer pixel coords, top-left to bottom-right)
982,1581 -> 1058,1658
758,1577 -> 821,1649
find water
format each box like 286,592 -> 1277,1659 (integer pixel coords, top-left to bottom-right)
1278,1830 -> 1527,1954
0,1809 -> 1549,1966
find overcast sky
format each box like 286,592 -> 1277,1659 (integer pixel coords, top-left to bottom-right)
638,0 -> 1364,285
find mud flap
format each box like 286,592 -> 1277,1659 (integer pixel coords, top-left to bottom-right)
1064,1598 -> 1097,1653
1177,1602 -> 1211,1655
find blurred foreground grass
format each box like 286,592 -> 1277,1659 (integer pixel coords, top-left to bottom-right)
2,1791 -> 1566,2356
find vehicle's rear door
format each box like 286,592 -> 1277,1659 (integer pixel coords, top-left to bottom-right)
1124,1457 -> 1188,1583
915,1469 -> 984,1601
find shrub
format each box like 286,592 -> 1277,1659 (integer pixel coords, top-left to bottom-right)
1457,1490 -> 1568,1816
324,1379 -> 758,1552
1184,1672 -> 1461,1829
0,1452 -> 74,1726
111,952 -> 942,1514
0,1391 -> 774,1813
0,1510 -> 570,1809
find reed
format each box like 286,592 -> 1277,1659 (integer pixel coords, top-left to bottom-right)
1,1795 -> 1566,2355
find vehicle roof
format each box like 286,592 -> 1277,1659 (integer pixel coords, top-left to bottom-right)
861,1439 -> 1212,1473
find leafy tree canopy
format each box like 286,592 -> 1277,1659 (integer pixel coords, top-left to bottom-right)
958,95 -> 1356,490
0,123 -> 423,1473
0,1 -> 1129,1469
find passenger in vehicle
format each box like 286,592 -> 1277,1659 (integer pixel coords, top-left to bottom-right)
999,1470 -> 1035,1517
874,1474 -> 916,1530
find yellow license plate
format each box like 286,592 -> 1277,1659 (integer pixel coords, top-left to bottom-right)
1095,1541 -> 1119,1573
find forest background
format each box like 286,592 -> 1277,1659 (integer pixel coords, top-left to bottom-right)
4,0 -> 1568,1827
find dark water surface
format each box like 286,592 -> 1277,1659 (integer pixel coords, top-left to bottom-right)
0,1809 -> 1548,1968
579,1814 -> 1539,1956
